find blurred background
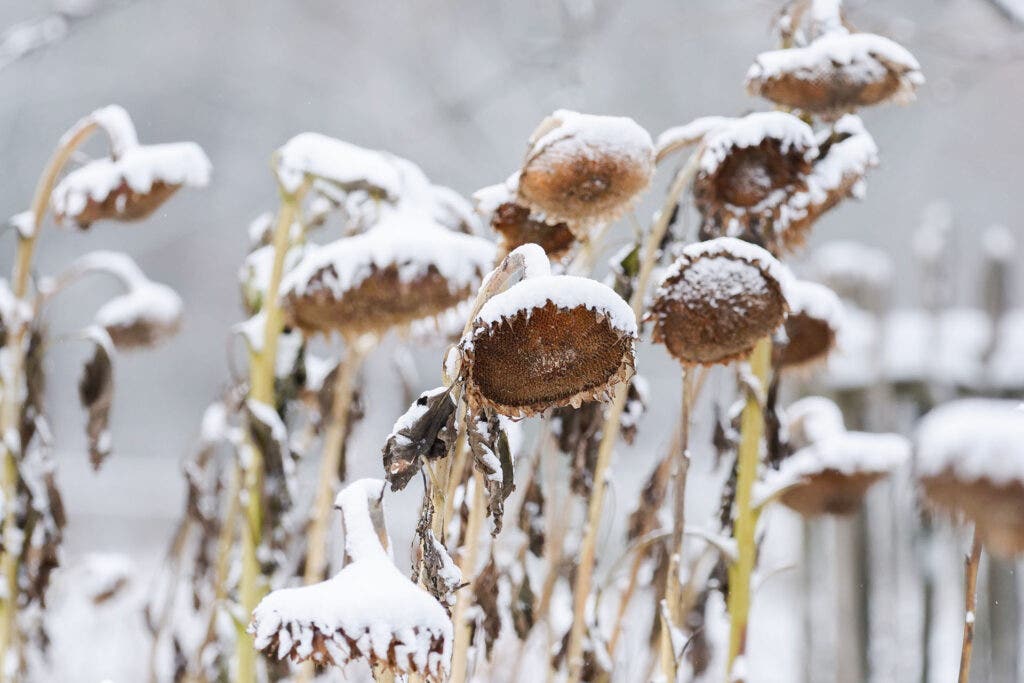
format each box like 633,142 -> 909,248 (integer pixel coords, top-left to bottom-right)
1,0 -> 1022,680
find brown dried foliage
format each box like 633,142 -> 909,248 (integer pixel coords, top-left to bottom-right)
78,339 -> 114,469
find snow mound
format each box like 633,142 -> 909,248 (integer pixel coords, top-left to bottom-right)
249,479 -> 452,677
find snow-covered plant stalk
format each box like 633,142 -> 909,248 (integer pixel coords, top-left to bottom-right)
448,470 -> 486,683
236,179 -> 309,683
725,336 -> 771,673
302,339 -> 369,586
1,105 -> 206,679
0,117 -> 102,673
566,150 -> 702,683
958,529 -> 982,683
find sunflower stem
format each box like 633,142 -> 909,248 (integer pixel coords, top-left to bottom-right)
725,336 -> 771,680
235,179 -> 308,683
566,150 -> 701,683
302,339 -> 368,585
958,528 -> 983,683
0,117 -> 102,680
450,469 -> 487,683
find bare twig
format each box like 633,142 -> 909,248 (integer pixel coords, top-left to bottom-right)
958,529 -> 983,683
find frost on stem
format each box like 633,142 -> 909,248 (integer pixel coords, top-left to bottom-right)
280,212 -> 495,338
516,109 -> 655,233
650,237 -> 793,366
747,31 -> 924,117
693,112 -> 878,254
51,107 -> 211,229
917,399 -> 1024,558
249,479 -> 453,680
773,279 -> 842,370
458,259 -> 637,418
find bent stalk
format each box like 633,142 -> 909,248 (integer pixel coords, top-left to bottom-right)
0,118 -> 101,679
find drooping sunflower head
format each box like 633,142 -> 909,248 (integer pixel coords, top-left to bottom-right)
517,110 -> 655,233
460,274 -> 637,418
650,237 -> 793,366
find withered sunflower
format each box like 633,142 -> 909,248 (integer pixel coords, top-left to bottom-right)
250,479 -> 452,680
459,264 -> 637,418
474,179 -> 577,261
52,143 -> 211,229
774,279 -> 842,370
746,31 -> 923,117
517,110 -> 654,233
280,213 -> 495,339
763,429 -> 909,516
693,112 -> 816,253
918,399 -> 1024,558
650,237 -> 793,366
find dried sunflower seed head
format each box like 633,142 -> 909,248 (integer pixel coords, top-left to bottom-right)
694,112 -> 817,254
774,280 -> 842,370
249,479 -> 453,678
746,31 -> 923,117
52,142 -> 211,229
650,237 -> 792,366
281,214 -> 495,338
492,202 -> 577,261
96,282 -> 183,350
917,399 -> 1024,557
759,430 -> 909,517
517,110 -> 654,232
475,175 -> 578,260
461,273 -> 637,417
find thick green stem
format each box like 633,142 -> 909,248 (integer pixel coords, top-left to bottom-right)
566,149 -> 702,683
726,337 -> 771,679
235,182 -> 307,683
0,118 -> 101,680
